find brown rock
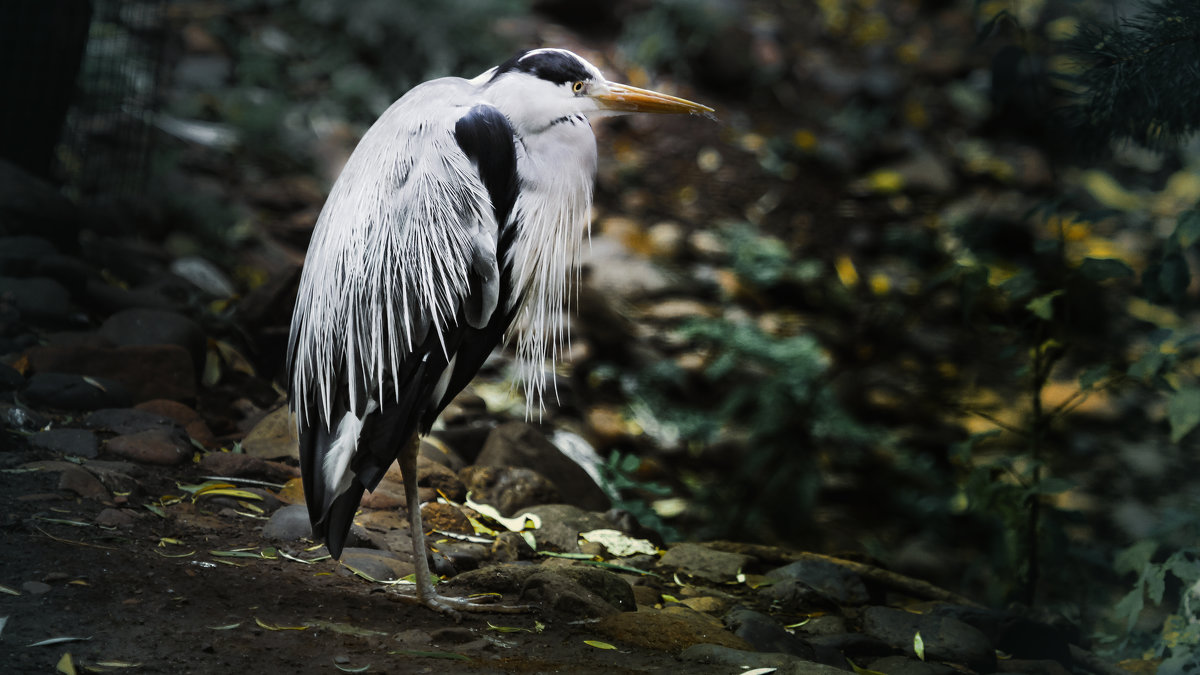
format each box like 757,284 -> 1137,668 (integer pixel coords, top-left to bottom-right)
240,406 -> 298,460
24,344 -> 196,403
459,465 -> 560,516
57,465 -> 110,501
360,479 -> 406,510
105,429 -> 194,465
476,422 -> 610,512
198,452 -> 298,482
381,454 -> 466,501
421,502 -> 472,535
95,508 -> 136,529
135,399 -> 216,448
595,607 -> 753,654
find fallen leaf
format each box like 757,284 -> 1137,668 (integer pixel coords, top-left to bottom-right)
29,636 -> 93,647
254,617 -> 308,631
56,651 -> 76,675
584,640 -> 618,650
914,630 -> 925,660
578,529 -> 658,557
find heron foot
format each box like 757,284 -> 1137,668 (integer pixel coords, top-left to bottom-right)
389,587 -> 533,620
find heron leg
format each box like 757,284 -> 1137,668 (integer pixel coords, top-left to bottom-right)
399,435 -> 530,618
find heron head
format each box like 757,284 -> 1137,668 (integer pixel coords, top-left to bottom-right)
477,48 -> 714,132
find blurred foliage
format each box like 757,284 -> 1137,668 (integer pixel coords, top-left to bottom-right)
625,224 -> 877,542
596,451 -> 679,541
1063,0 -> 1200,151
174,0 -> 528,169
617,0 -> 732,79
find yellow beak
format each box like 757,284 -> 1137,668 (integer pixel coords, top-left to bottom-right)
593,82 -> 715,117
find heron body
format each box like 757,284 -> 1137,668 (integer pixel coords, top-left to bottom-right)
287,48 -> 711,614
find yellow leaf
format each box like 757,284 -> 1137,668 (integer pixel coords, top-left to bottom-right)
847,657 -> 888,675
196,488 -> 263,501
1082,170 -> 1143,211
584,640 -> 618,650
866,169 -> 904,194
1127,297 -> 1181,328
913,631 -> 926,660
56,652 -> 76,675
215,340 -> 256,376
835,256 -> 860,288
276,477 -> 306,505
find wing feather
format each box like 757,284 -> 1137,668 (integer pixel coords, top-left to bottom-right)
286,80 -> 520,553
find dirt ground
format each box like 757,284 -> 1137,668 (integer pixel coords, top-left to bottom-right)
0,460 -> 741,674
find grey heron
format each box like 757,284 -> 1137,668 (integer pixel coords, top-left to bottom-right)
287,48 -> 712,615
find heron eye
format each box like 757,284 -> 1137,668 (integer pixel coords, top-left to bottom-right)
572,81 -> 585,94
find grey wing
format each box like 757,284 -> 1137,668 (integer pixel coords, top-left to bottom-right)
285,80 -> 517,551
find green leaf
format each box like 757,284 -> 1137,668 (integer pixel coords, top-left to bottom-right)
1175,209 -> 1200,248
1030,477 -> 1075,495
1115,541 -> 1158,575
1078,364 -> 1110,390
1078,257 -> 1134,281
1167,386 -> 1200,442
1112,587 -> 1144,633
1026,291 -> 1063,320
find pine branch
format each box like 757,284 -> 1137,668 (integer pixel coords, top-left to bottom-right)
1064,0 -> 1200,150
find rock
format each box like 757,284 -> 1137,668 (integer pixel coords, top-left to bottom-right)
421,502 -> 472,535
459,465 -> 560,516
519,570 -> 622,618
0,235 -> 57,275
552,565 -> 637,612
82,459 -> 141,495
57,465 -> 110,500
679,644 -> 847,674
0,159 -> 80,247
23,373 -> 132,411
490,530 -> 536,562
105,429 -> 194,465
866,655 -> 957,675
475,422 -> 609,512
765,558 -> 871,605
98,308 -> 206,372
0,276 -> 77,324
338,547 -> 415,582
594,607 -> 753,654
433,541 -> 489,572
240,406 -> 298,460
0,363 -> 24,392
725,607 -> 817,660
2,403 -> 48,432
995,658 -> 1072,675
262,504 -> 312,542
360,479 -> 407,509
198,452 -> 298,483
758,579 -> 841,613
21,581 -> 52,595
523,504 -> 611,553
95,508 -> 136,529
134,399 -> 216,447
23,344 -> 195,403
926,604 -> 1073,662
84,407 -> 182,435
416,455 -> 465,500
29,428 -> 99,457
657,543 -> 753,583
860,605 -> 996,672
